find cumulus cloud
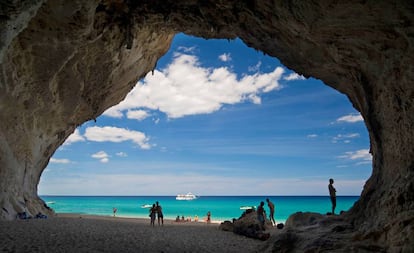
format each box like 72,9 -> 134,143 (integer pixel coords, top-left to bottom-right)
218,53 -> 232,62
339,149 -> 372,165
337,114 -> 363,123
50,158 -> 71,164
283,73 -> 306,81
64,129 -> 85,145
126,110 -> 150,121
105,53 -> 284,119
84,126 -> 150,149
103,108 -> 124,118
92,151 -> 109,163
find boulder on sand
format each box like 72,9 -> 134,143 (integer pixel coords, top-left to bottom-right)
221,209 -> 271,241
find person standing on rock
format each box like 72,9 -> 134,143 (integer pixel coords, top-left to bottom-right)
328,178 -> 336,215
266,198 -> 275,225
257,201 -> 266,230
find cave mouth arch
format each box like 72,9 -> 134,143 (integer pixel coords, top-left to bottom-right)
1,1 -> 413,251
40,34 -> 372,201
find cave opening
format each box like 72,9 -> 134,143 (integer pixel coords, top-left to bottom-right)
39,34 -> 371,220
1,1 -> 412,250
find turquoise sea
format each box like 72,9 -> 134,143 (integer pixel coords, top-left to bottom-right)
41,196 -> 359,223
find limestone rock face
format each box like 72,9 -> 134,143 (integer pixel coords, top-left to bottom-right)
0,0 -> 413,251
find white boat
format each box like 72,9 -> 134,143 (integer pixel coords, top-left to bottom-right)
141,204 -> 152,208
240,205 -> 256,210
176,192 -> 198,200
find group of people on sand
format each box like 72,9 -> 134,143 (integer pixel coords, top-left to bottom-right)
175,215 -> 195,222
175,211 -> 210,223
149,201 -> 164,227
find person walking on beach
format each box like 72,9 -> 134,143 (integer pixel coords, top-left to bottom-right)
149,204 -> 157,227
206,211 -> 211,223
257,201 -> 266,230
112,207 -> 117,217
329,178 -> 337,215
266,198 -> 275,225
155,201 -> 164,226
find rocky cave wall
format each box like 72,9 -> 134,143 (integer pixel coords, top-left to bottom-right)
1,0 -> 413,251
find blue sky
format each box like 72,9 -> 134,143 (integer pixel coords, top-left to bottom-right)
39,34 -> 372,196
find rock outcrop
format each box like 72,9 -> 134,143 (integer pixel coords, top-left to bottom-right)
0,1 -> 413,252
219,209 -> 273,240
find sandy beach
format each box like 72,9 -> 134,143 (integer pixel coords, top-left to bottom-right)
0,213 -> 280,252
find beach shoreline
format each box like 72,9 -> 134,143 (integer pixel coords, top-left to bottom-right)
0,213 -> 277,252
57,212 -> 224,225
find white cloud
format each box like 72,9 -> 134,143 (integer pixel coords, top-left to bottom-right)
103,107 -> 124,118
92,151 -> 109,163
105,53 -> 284,119
177,46 -> 196,53
64,129 -> 85,145
126,110 -> 150,121
218,53 -> 232,62
339,149 -> 372,164
332,133 -> 360,143
50,158 -> 71,164
248,61 -> 261,72
337,114 -> 363,123
116,152 -> 128,157
283,73 -> 306,81
307,134 -> 318,138
84,126 -> 150,149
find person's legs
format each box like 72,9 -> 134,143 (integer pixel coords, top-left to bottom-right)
331,197 -> 336,214
270,212 -> 275,224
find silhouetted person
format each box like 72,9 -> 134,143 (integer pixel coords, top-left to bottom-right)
156,201 -> 164,226
257,201 -> 266,230
329,178 -> 336,215
149,204 -> 156,227
206,211 -> 211,223
266,198 -> 275,225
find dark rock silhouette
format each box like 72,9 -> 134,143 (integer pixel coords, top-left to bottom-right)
0,1 -> 413,251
